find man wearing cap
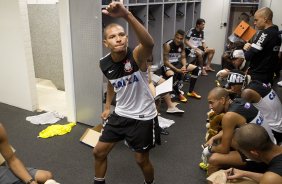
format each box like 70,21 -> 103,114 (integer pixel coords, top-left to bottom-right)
202,87 -> 276,176
216,49 -> 248,83
230,50 -> 247,71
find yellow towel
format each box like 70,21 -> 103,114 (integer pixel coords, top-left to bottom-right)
38,122 -> 76,138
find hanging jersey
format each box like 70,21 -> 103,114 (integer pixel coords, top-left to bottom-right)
247,81 -> 282,133
248,26 -> 281,73
228,98 -> 276,144
268,154 -> 282,176
164,39 -> 184,64
185,27 -> 205,48
100,48 -> 157,120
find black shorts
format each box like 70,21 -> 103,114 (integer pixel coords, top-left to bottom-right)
162,62 -> 182,73
99,112 -> 160,153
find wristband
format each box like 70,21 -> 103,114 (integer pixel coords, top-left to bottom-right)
26,178 -> 35,184
208,145 -> 213,153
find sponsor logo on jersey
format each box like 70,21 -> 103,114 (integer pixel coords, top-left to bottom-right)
228,73 -> 244,84
191,37 -> 202,42
124,59 -> 133,73
256,33 -> 267,48
169,53 -> 181,58
269,91 -> 276,100
112,74 -> 139,89
256,113 -> 264,125
244,102 -> 251,109
262,83 -> 268,88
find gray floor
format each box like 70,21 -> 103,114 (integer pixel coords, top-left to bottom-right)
0,65 -> 281,184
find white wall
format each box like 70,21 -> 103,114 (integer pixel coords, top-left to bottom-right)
261,0 -> 282,29
200,0 -> 230,65
27,0 -> 58,4
0,0 -> 37,111
58,0 -> 76,122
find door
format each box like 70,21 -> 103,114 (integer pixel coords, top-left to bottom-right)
200,0 -> 230,65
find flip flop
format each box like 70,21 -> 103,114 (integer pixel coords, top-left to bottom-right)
205,67 -> 215,72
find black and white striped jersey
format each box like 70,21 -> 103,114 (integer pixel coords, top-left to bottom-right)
164,39 -> 184,64
185,27 -> 205,48
100,48 -> 157,120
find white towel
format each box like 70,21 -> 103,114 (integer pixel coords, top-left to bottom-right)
158,116 -> 175,129
26,111 -> 64,125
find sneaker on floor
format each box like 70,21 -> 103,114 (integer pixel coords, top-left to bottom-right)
178,94 -> 187,102
166,106 -> 185,114
187,91 -> 201,99
278,81 -> 282,87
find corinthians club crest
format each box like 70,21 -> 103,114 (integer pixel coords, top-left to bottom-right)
124,59 -> 133,73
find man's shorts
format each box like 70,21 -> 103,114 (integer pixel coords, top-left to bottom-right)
99,112 -> 160,153
162,62 -> 182,73
0,166 -> 37,184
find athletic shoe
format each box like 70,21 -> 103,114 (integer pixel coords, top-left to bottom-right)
178,94 -> 187,102
187,91 -> 201,99
166,106 -> 185,114
278,81 -> 282,87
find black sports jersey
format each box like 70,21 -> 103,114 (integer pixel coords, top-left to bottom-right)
228,98 -> 276,143
228,98 -> 259,123
100,48 -> 157,120
185,27 -> 205,48
268,154 -> 282,176
246,26 -> 281,74
164,39 -> 184,64
246,80 -> 271,98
